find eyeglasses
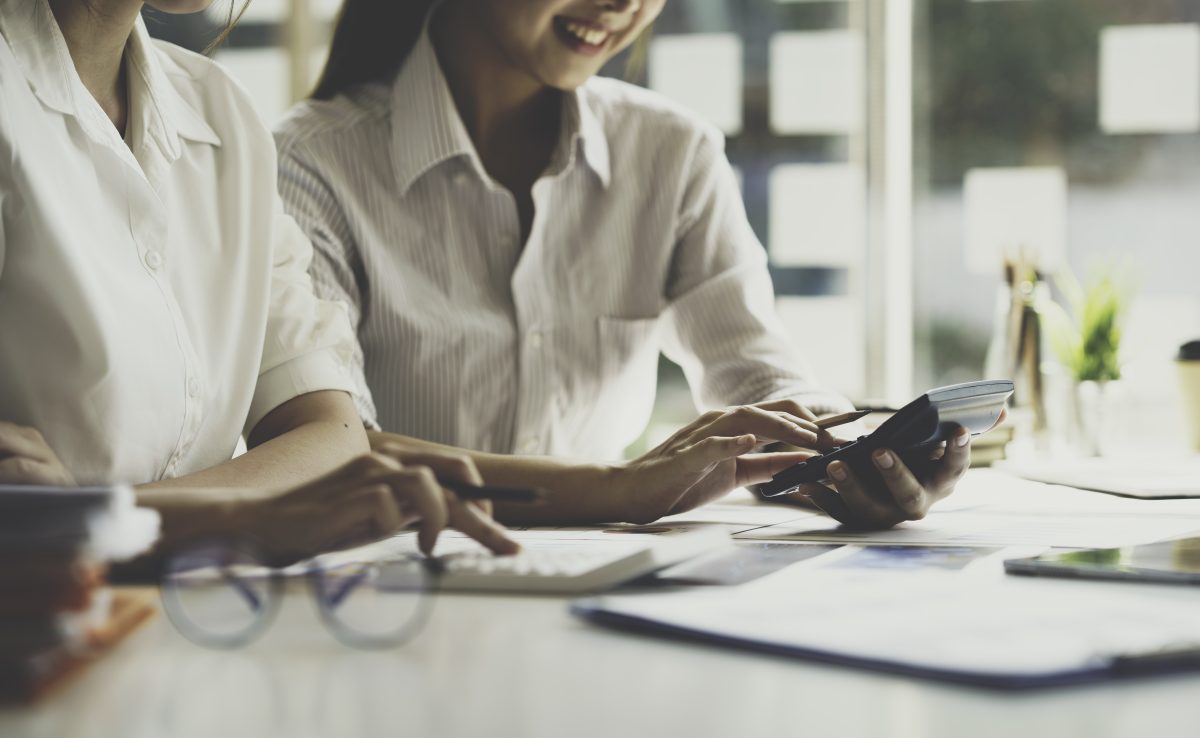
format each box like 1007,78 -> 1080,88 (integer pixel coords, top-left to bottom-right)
159,539 -> 434,650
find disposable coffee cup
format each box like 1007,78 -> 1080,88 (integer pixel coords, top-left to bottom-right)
1178,340 -> 1200,452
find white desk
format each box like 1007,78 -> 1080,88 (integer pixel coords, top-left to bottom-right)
4,471 -> 1200,738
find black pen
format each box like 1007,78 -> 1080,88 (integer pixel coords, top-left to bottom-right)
443,483 -> 546,503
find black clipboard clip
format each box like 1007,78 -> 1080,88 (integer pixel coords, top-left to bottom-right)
1111,642 -> 1200,676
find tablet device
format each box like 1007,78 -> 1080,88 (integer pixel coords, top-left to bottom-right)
1005,538 -> 1200,585
757,380 -> 1014,498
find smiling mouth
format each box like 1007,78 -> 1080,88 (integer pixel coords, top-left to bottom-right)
553,17 -> 614,55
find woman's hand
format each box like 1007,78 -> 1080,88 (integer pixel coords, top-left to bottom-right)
610,399 -> 840,524
0,422 -> 75,485
789,428 -> 972,529
370,438 -> 520,551
770,407 -> 1005,529
148,451 -> 520,566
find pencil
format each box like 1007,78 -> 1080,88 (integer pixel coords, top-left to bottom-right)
815,409 -> 871,431
443,483 -> 546,503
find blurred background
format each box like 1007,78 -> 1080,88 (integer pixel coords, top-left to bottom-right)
144,0 -> 1200,458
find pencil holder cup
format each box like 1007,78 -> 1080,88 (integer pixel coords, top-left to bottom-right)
1178,340 -> 1200,452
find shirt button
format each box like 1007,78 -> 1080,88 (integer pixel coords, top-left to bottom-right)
144,250 -> 163,271
527,331 -> 543,349
187,377 -> 200,397
521,437 -> 540,454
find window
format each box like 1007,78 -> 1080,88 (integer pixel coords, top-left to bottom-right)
913,0 -> 1200,448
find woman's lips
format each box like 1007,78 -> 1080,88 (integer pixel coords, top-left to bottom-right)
553,16 -> 614,56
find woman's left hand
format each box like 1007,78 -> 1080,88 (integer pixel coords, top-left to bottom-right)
787,426 -> 972,529
777,406 -> 1006,529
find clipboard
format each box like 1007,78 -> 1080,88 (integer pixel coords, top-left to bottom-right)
570,572 -> 1200,690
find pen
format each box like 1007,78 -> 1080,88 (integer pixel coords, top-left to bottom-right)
815,409 -> 871,431
443,483 -> 546,503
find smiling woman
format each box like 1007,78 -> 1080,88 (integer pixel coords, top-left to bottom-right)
273,0 -> 981,530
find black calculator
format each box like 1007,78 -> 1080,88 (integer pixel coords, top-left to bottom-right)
757,380 -> 1015,498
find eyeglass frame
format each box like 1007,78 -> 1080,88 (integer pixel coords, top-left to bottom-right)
158,536 -> 437,651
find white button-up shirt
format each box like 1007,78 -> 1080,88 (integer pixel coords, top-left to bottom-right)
0,1 -> 356,485
276,28 -> 847,460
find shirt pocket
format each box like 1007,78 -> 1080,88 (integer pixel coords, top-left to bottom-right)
575,316 -> 663,457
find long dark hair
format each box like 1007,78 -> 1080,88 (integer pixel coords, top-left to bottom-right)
311,0 -> 435,100
311,0 -> 652,101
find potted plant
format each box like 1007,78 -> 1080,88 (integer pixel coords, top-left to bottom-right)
1043,267 -> 1129,456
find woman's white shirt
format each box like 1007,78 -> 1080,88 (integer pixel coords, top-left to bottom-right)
0,1 -> 357,485
276,29 -> 849,460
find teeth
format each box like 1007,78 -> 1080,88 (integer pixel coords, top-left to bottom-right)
563,20 -> 609,46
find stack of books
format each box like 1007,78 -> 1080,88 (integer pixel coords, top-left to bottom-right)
0,485 -> 160,704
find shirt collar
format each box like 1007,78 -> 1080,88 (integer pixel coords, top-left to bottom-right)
0,0 -> 78,117
561,85 -> 611,188
391,24 -> 611,194
0,0 -> 219,157
390,28 -> 480,195
124,16 -> 221,156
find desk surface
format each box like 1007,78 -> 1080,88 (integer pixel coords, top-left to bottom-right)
5,471 -> 1200,738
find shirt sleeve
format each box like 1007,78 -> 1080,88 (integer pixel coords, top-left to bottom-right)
243,187 -> 361,435
660,127 -> 854,416
274,139 -> 381,430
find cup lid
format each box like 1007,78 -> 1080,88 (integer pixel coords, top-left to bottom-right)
1179,340 -> 1200,361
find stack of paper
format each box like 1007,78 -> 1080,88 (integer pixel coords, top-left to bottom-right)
0,486 -> 159,703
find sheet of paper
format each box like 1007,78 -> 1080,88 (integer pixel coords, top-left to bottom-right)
735,506 -> 1200,548
1100,24 -> 1200,134
950,469 -> 1200,518
649,34 -> 743,136
963,166 -> 1067,274
768,164 -> 865,268
769,30 -> 864,135
655,542 -> 839,585
582,568 -> 1200,682
733,469 -> 1200,547
997,457 -> 1200,499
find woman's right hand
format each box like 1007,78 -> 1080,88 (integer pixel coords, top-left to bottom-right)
609,400 -> 841,525
195,452 -> 519,565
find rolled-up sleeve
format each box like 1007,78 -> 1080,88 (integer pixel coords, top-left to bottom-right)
660,127 -> 854,415
244,192 -> 359,435
274,139 -> 381,430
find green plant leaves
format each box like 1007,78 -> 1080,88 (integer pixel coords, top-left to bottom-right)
1046,267 -> 1127,383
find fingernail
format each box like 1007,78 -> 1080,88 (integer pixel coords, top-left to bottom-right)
956,432 -> 970,447
829,462 -> 847,481
739,434 -> 756,446
874,450 -> 894,469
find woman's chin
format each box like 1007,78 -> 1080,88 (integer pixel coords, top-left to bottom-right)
146,0 -> 219,15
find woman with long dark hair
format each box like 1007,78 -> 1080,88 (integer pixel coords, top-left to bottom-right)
275,0 -> 977,528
